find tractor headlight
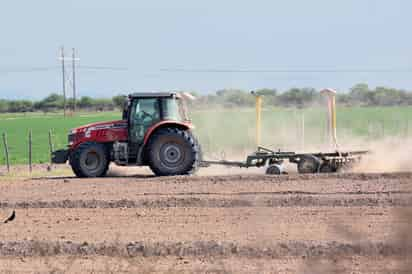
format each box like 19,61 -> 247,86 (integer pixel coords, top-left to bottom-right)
68,129 -> 84,146
68,132 -> 75,146
68,129 -> 76,146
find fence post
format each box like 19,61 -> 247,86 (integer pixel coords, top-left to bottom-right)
28,129 -> 32,173
2,133 -> 10,173
48,129 -> 54,169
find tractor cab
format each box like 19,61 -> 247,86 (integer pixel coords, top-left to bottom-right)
126,93 -> 188,144
123,93 -> 192,164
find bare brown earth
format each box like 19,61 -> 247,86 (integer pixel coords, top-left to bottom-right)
0,168 -> 412,273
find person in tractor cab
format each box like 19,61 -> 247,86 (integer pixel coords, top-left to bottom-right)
130,99 -> 160,143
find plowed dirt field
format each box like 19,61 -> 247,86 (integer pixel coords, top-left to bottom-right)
0,169 -> 411,273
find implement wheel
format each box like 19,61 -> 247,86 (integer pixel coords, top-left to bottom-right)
320,162 -> 336,173
266,164 -> 283,175
297,155 -> 320,174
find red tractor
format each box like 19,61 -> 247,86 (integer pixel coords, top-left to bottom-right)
52,92 -> 201,177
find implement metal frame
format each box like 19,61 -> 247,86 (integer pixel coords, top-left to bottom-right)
202,146 -> 368,172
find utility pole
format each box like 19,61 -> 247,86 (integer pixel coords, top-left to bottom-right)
60,46 -> 66,117
72,48 -> 77,114
58,47 -> 79,116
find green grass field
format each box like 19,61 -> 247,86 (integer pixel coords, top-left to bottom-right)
0,106 -> 411,164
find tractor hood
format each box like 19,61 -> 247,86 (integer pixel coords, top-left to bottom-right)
68,120 -> 128,148
70,120 -> 127,134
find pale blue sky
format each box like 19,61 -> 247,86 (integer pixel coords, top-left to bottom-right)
0,0 -> 411,99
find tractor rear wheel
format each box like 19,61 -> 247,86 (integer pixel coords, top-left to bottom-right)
146,128 -> 199,176
69,142 -> 110,178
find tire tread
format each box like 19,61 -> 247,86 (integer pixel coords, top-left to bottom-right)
69,142 -> 110,178
146,128 -> 199,176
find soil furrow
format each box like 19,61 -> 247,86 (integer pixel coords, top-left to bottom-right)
0,195 -> 411,209
31,171 -> 412,183
1,240 -> 411,258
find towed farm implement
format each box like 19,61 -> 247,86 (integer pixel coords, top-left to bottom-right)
202,146 -> 368,175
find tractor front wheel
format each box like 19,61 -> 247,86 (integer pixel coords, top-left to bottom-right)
146,128 -> 199,176
69,142 -> 110,178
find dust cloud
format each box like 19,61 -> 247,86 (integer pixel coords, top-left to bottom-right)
347,137 -> 412,173
194,107 -> 411,174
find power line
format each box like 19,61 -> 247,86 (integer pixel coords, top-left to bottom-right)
160,67 -> 412,73
1,66 -> 411,74
78,66 -> 128,71
0,65 -> 126,74
0,67 -> 58,73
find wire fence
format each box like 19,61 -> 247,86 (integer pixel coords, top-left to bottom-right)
0,129 -> 56,174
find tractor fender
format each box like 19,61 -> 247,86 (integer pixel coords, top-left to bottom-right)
137,121 -> 193,165
142,120 -> 193,145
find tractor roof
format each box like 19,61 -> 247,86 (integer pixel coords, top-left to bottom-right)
128,92 -> 180,98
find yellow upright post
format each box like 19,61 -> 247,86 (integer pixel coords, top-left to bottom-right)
255,95 -> 262,147
320,88 -> 338,149
331,95 -> 337,146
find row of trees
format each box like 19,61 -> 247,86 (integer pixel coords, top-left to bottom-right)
194,84 -> 412,108
0,84 -> 411,113
0,94 -> 126,113
194,88 -> 319,108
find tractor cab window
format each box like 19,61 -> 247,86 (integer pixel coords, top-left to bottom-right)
129,98 -> 160,143
162,97 -> 189,122
162,98 -> 182,121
